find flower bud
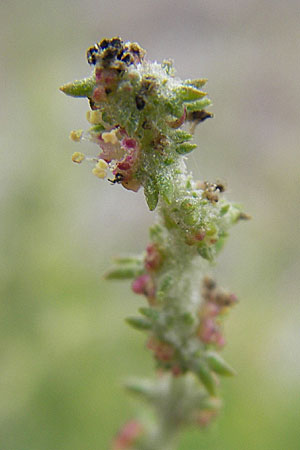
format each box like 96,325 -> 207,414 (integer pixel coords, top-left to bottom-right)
112,421 -> 143,450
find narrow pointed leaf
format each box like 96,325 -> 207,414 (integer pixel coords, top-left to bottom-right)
186,98 -> 212,112
195,360 -> 217,396
104,265 -> 141,280
60,77 -> 95,98
113,255 -> 143,265
144,179 -> 159,211
184,78 -> 208,88
197,245 -> 214,262
139,307 -> 159,321
205,351 -> 236,376
175,142 -> 197,155
126,316 -> 152,330
125,379 -> 155,400
172,130 -> 193,143
177,86 -> 207,102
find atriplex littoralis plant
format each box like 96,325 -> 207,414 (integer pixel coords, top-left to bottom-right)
60,37 -> 248,450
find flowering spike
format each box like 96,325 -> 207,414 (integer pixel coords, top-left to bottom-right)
61,37 -> 248,448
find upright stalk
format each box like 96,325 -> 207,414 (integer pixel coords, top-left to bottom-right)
60,37 -> 248,449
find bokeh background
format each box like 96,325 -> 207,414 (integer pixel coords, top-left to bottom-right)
1,0 -> 300,449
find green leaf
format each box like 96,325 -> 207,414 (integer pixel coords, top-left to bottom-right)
60,77 -> 95,98
144,178 -> 159,211
197,246 -> 214,262
159,178 -> 174,204
126,316 -> 152,330
113,255 -> 143,265
205,351 -> 236,376
165,100 -> 185,118
158,275 -> 172,295
220,204 -> 230,216
177,86 -> 207,102
125,379 -> 155,400
149,224 -> 164,243
175,143 -> 197,155
214,233 -> 228,254
195,360 -> 217,396
104,265 -> 141,280
186,98 -> 212,112
184,78 -> 208,88
172,130 -> 193,143
139,307 -> 159,321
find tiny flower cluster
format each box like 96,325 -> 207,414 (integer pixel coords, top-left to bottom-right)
70,119 -> 141,191
61,37 -> 215,211
196,180 -> 227,204
198,276 -> 238,348
131,243 -> 163,305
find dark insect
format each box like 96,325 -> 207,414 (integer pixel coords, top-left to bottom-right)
108,173 -> 124,184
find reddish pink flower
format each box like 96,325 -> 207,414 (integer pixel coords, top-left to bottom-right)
131,274 -> 155,298
121,137 -> 137,150
144,244 -> 162,271
112,421 -> 143,449
198,318 -> 218,344
95,67 -> 118,86
92,85 -> 107,102
147,337 -> 175,362
198,318 -> 225,348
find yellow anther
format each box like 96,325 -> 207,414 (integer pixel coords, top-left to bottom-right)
72,152 -> 85,164
92,167 -> 107,179
96,159 -> 108,170
102,129 -> 119,145
70,129 -> 83,142
86,110 -> 102,124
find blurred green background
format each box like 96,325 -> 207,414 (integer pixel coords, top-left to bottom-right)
1,0 -> 300,449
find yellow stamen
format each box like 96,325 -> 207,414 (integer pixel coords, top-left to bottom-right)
96,159 -> 108,169
86,110 -> 102,124
70,129 -> 83,142
92,167 -> 107,179
72,152 -> 85,163
102,129 -> 119,145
